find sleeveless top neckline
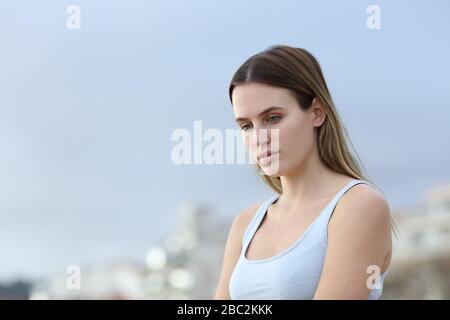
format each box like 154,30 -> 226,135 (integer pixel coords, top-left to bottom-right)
243,179 -> 360,263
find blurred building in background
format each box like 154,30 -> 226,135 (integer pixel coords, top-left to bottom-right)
382,183 -> 450,299
141,201 -> 229,299
0,280 -> 31,300
28,202 -> 229,299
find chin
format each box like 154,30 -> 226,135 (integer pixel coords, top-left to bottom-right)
258,161 -> 283,177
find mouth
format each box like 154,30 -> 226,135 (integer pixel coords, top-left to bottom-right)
257,151 -> 279,165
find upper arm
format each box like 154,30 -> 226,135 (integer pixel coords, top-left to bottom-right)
313,185 -> 392,300
214,203 -> 260,299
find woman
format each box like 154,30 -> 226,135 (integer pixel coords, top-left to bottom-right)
214,45 -> 394,300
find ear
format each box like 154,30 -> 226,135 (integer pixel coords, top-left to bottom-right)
311,97 -> 326,127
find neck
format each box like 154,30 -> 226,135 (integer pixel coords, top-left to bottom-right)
278,149 -> 348,208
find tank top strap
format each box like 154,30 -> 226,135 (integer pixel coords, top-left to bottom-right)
241,194 -> 280,248
317,179 -> 380,241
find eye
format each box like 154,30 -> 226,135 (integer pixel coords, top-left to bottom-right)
267,115 -> 282,123
240,123 -> 253,131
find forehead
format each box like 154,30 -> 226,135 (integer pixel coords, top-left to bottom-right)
232,82 -> 297,114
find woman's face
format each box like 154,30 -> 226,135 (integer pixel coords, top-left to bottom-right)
232,82 -> 324,177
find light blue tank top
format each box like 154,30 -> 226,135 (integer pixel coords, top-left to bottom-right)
229,179 -> 389,300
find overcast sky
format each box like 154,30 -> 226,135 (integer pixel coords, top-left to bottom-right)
0,0 -> 449,280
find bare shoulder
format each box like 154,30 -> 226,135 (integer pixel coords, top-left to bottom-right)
232,202 -> 261,232
213,202 -> 261,299
330,182 -> 392,242
335,182 -> 390,217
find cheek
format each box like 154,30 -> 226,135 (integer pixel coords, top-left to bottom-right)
279,117 -> 314,151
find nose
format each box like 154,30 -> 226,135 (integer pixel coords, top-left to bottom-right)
242,126 -> 279,157
254,127 -> 270,147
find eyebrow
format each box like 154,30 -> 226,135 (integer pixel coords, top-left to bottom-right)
234,106 -> 285,123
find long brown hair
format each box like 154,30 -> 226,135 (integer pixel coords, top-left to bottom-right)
228,44 -> 398,237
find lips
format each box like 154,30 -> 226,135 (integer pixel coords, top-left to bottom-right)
257,151 -> 279,162
257,151 -> 273,160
